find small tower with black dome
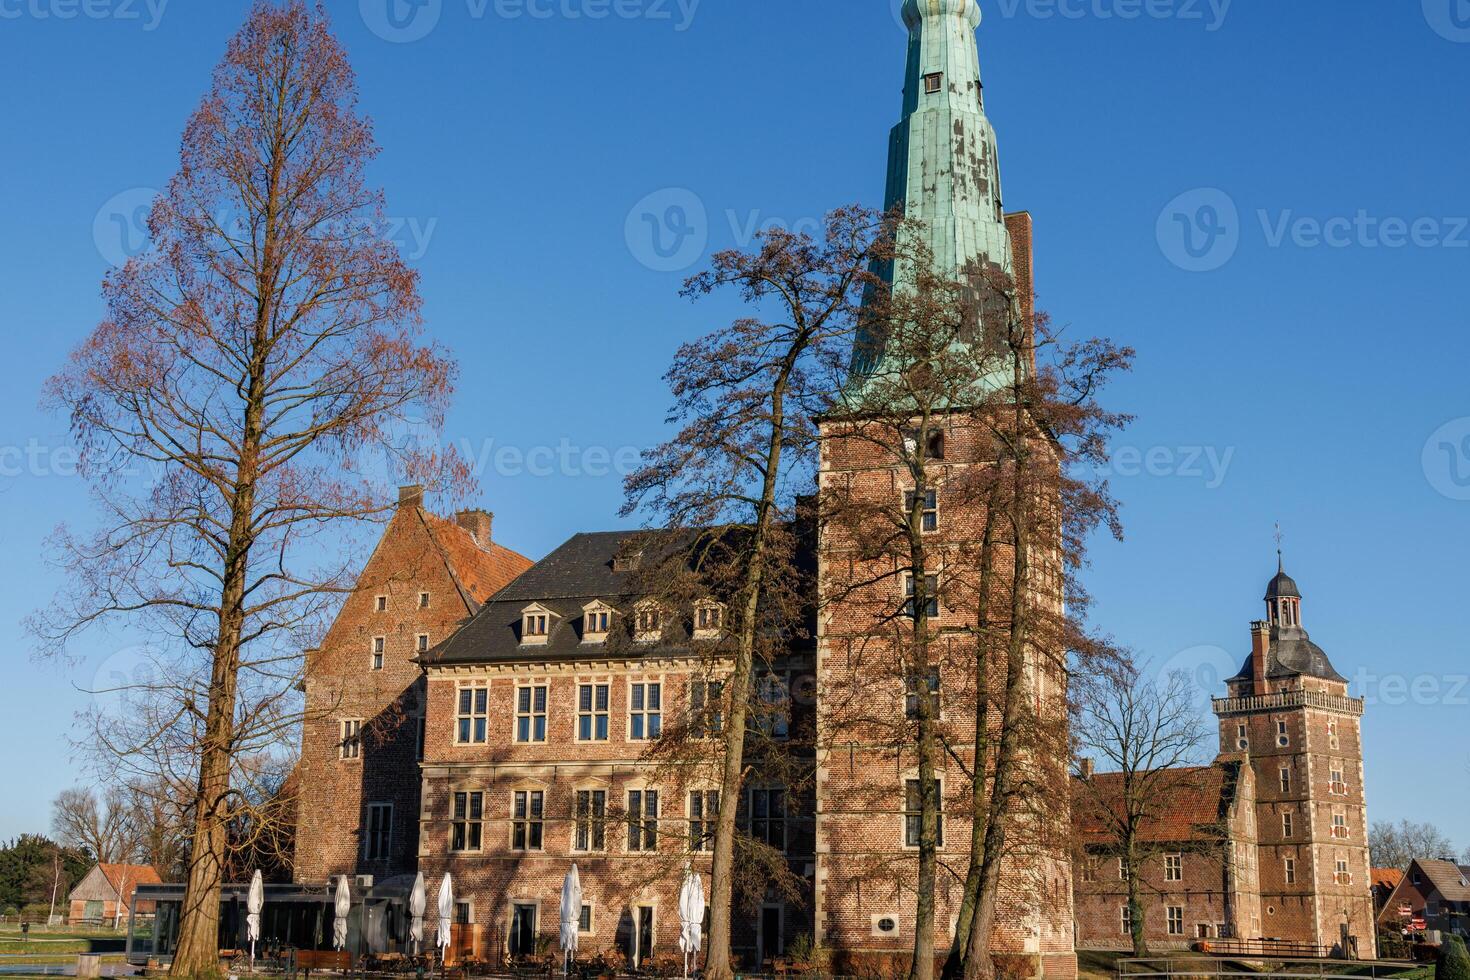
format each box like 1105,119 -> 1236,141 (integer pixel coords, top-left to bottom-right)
1213,558 -> 1376,955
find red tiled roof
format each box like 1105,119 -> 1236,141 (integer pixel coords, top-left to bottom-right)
97,863 -> 162,901
1373,868 -> 1405,891
421,511 -> 533,606
1073,764 -> 1232,845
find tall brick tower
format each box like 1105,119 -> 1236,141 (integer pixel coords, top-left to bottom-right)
1212,562 -> 1375,955
814,1 -> 1075,976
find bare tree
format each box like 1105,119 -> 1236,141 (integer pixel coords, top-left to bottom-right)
1370,820 -> 1458,871
1072,666 -> 1212,956
31,3 -> 465,974
51,787 -> 137,865
624,206 -> 898,980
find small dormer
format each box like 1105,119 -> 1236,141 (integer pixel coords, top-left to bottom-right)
693,600 -> 726,640
634,600 -> 664,644
582,600 -> 615,644
520,603 -> 557,646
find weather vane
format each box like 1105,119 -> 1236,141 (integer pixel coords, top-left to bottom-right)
1274,521 -> 1285,570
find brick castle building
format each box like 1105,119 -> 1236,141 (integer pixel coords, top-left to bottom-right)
1073,566 -> 1375,956
293,0 -> 1372,973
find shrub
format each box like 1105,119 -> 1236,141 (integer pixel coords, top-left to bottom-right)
1439,934 -> 1470,980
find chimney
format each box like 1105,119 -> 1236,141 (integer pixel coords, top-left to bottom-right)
398,484 -> 425,510
455,509 -> 493,549
1079,758 -> 1095,781
1250,620 -> 1271,688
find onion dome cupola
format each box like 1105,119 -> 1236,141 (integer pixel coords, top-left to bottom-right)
1231,557 -> 1348,686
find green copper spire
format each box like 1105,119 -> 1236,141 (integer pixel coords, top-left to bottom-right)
888,0 -> 1012,280
852,0 -> 1015,387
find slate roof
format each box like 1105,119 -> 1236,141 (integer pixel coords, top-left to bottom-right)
1228,625 -> 1348,684
1073,759 -> 1243,846
428,530 -> 719,665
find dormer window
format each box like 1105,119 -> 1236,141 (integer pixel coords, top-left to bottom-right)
635,602 -> 663,643
582,601 -> 614,644
521,603 -> 557,646
694,601 -> 725,639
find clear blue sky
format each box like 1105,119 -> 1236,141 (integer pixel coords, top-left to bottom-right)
1,0 -> 1467,852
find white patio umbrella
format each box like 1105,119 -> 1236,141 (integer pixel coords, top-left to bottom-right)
559,865 -> 582,976
246,870 -> 264,970
409,872 -> 427,956
435,873 -> 455,960
677,865 -> 706,980
333,875 -> 352,952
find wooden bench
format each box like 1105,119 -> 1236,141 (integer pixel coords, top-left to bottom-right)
293,949 -> 353,974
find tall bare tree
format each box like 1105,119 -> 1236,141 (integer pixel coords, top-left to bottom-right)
1370,820 -> 1458,872
822,250 -> 1131,980
1072,666 -> 1212,956
624,206 -> 898,980
51,787 -> 136,865
32,3 -> 465,974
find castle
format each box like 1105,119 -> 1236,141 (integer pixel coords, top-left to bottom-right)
292,1 -> 1372,973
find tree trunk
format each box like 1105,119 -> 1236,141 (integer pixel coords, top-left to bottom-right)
703,371 -> 792,980
1127,846 -> 1148,957
908,462 -> 936,980
944,507 -> 998,980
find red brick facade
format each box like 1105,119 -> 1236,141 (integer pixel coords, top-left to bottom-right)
293,487 -> 530,885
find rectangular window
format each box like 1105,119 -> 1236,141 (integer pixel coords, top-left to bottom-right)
904,489 -> 939,532
630,683 -> 662,741
456,686 -> 488,744
1285,858 -> 1297,884
696,604 -> 723,631
578,684 -> 610,742
755,672 -> 790,739
1081,859 -> 1097,883
690,680 -> 724,738
1120,905 -> 1132,936
904,779 -> 943,848
372,636 -> 385,671
375,595 -> 387,612
419,591 -> 431,609
524,613 -> 549,637
749,788 -> 787,853
689,790 -> 720,852
365,803 -> 392,861
1280,767 -> 1291,794
511,791 -> 544,852
340,719 -> 362,760
575,790 -> 607,852
1332,812 -> 1349,838
904,574 -> 940,619
1118,857 -> 1130,882
1236,723 -> 1248,750
517,685 -> 548,743
1165,854 -> 1183,882
1330,768 -> 1346,794
628,790 -> 659,852
1282,811 -> 1294,838
1336,860 -> 1352,885
585,609 -> 610,637
417,633 -> 430,654
1277,719 -> 1290,746
1168,907 -> 1184,936
451,791 -> 483,852
905,668 -> 941,720
579,905 -> 592,934
923,72 -> 942,95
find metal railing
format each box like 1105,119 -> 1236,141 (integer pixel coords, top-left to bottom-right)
1117,954 -> 1422,980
